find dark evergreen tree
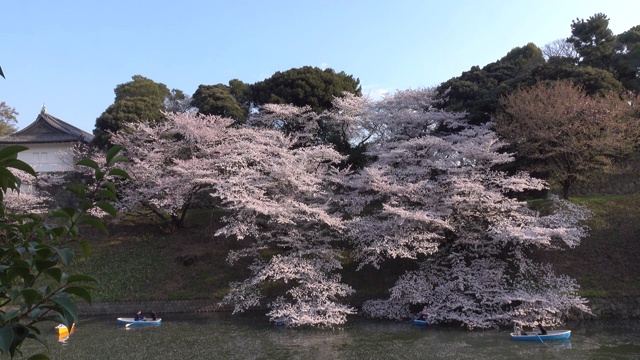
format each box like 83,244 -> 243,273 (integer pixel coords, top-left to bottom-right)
614,25 -> 640,93
567,13 -> 616,71
191,82 -> 249,122
251,66 -> 361,114
93,75 -> 172,148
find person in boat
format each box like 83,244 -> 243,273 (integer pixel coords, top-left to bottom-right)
513,324 -> 527,335
536,323 -> 548,335
150,311 -> 157,321
416,310 -> 428,321
134,310 -> 145,321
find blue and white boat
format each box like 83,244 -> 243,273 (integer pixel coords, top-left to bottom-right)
510,329 -> 571,341
117,317 -> 162,327
412,319 -> 429,326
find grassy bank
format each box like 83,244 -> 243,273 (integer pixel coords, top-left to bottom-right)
71,194 -> 640,305
533,194 -> 640,297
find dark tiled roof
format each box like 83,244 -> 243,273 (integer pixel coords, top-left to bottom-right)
0,112 -> 93,144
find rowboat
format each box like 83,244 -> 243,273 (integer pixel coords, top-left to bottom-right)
510,329 -> 571,341
117,317 -> 162,327
412,319 -> 429,326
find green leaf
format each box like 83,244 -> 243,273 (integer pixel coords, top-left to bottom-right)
0,145 -> 28,161
107,168 -> 130,179
0,326 -> 14,354
63,286 -> 92,304
50,295 -> 78,321
75,158 -> 99,170
69,225 -> 79,238
94,169 -> 105,182
44,267 -> 63,283
66,274 -> 98,283
20,289 -> 42,307
0,309 -> 19,322
108,155 -> 129,165
51,207 -> 75,219
34,259 -> 57,272
78,217 -> 107,233
65,184 -> 87,199
105,145 -> 123,165
8,323 -> 29,356
95,201 -> 117,217
101,181 -> 116,193
4,159 -> 37,177
29,308 -> 43,320
55,248 -> 74,266
78,241 -> 91,257
97,189 -> 117,200
80,200 -> 93,212
24,325 -> 46,345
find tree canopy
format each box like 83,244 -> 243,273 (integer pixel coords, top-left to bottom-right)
251,66 -> 362,114
0,101 -> 19,136
191,82 -> 249,122
568,13 -> 616,70
615,25 -> 640,92
191,67 -> 362,122
436,43 -> 545,125
495,80 -> 639,198
438,14 -> 637,130
92,75 -> 173,148
116,88 -> 593,328
331,89 -> 591,328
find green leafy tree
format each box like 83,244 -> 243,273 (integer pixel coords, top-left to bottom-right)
251,66 -> 362,114
529,61 -> 625,95
191,83 -> 249,121
0,102 -> 19,136
568,13 -> 616,70
0,145 -> 129,359
437,43 -> 544,124
92,75 -> 172,148
614,25 -> 640,92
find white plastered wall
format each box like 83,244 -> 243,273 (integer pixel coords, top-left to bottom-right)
17,143 -> 74,172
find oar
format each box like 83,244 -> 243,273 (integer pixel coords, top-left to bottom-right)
533,328 -> 550,346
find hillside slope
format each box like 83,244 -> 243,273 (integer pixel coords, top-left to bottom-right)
72,195 -> 640,304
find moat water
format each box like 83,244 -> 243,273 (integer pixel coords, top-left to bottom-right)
21,313 -> 640,359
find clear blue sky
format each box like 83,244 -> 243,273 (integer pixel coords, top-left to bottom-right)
2,0 -> 638,132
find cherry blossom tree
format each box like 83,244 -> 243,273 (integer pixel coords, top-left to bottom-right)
109,112 -> 214,230
252,94 -> 380,169
495,80 -> 639,199
111,111 -> 356,326
3,173 -> 52,214
332,88 -> 592,328
112,90 -> 593,328
4,167 -> 71,215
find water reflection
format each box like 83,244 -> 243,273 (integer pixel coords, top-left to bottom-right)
20,314 -> 640,359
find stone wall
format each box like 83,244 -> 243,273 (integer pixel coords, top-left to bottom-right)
77,300 -> 232,316
79,298 -> 640,322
